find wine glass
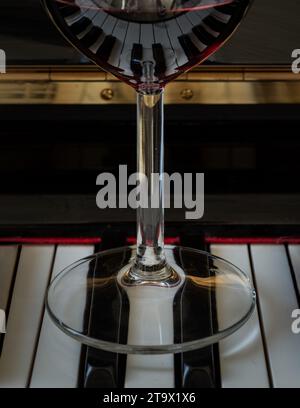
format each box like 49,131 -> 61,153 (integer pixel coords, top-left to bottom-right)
42,0 -> 255,357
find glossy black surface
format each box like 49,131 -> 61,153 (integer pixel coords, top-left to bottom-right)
173,243 -> 218,388
81,247 -> 129,388
0,105 -> 300,195
0,0 -> 299,65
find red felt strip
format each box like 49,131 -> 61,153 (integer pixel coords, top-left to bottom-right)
205,237 -> 300,245
126,236 -> 180,245
0,237 -> 102,245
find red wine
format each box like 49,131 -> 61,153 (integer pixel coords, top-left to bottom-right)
42,0 -> 250,91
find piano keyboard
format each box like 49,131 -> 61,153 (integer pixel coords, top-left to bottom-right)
0,240 -> 299,388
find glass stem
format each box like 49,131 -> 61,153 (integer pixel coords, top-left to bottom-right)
134,89 -> 166,274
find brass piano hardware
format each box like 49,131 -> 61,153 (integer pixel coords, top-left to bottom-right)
50,71 -> 106,81
0,71 -> 50,81
186,71 -> 243,81
180,88 -> 194,101
244,71 -> 299,81
0,65 -> 299,104
100,88 -> 114,101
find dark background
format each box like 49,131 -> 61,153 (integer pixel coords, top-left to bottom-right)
0,1 -> 299,198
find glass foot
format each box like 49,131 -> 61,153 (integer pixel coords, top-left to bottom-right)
46,246 -> 256,355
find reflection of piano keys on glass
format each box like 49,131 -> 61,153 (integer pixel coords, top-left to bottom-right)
50,0 -> 239,87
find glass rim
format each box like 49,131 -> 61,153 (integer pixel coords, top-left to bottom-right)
46,245 -> 256,355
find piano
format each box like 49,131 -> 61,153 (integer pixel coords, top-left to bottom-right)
0,0 -> 300,388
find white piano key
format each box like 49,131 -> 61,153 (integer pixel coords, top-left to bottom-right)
65,10 -> 83,25
288,245 -> 300,294
212,9 -> 231,24
210,245 -> 269,388
251,245 -> 300,388
66,0 -> 97,25
140,24 -> 155,64
176,13 -> 194,33
101,14 -> 117,36
122,22 -> 140,45
186,9 -> 204,26
93,15 -> 118,53
77,22 -> 96,40
191,9 -> 219,38
91,9 -> 108,28
0,246 -> 18,312
108,19 -> 129,68
75,1 -> 99,39
124,287 -> 175,388
122,252 -> 184,388
165,18 -> 188,67
92,0 -> 114,6
195,9 -> 212,22
153,22 -> 171,48
124,22 -> 140,42
186,11 -> 216,39
118,22 -> 140,74
153,22 -> 178,75
30,245 -> 95,388
176,13 -> 206,53
89,12 -> 108,53
0,246 -> 55,388
64,5 -> 81,24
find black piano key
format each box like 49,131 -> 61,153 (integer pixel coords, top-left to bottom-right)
81,26 -> 103,48
152,43 -> 166,76
192,25 -> 216,46
59,5 -> 81,18
70,17 -> 92,36
203,15 -> 227,33
173,238 -> 219,389
130,43 -> 143,76
216,3 -> 237,15
173,268 -> 217,387
82,284 -> 129,387
96,35 -> 117,62
80,228 -> 129,389
178,35 -> 200,60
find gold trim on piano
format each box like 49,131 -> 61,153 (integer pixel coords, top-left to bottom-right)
0,65 -> 299,104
